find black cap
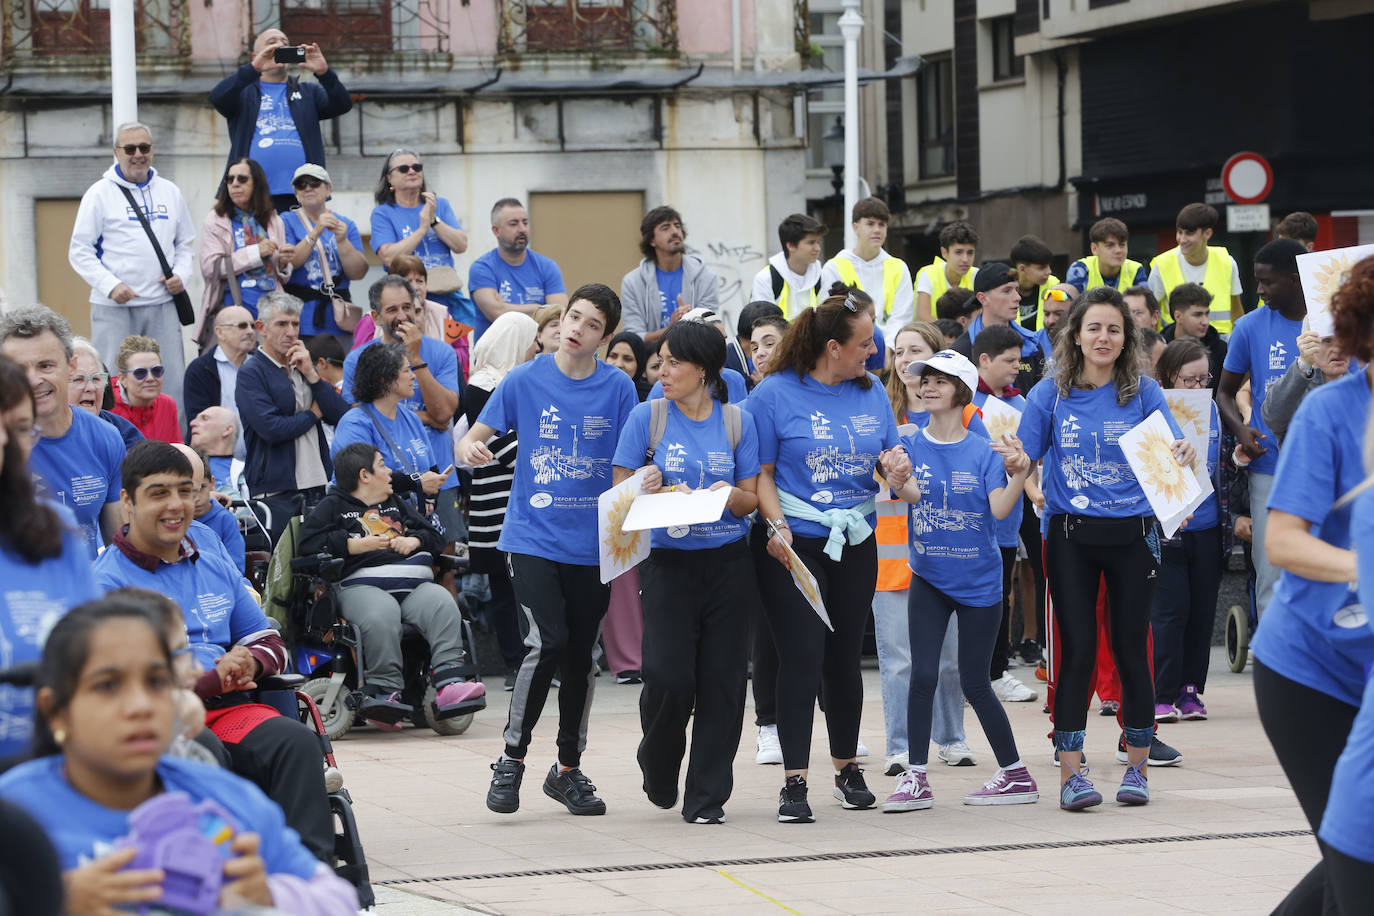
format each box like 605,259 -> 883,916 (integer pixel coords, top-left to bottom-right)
972,262 -> 1018,295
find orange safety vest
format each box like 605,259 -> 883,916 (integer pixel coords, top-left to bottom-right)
875,497 -> 911,592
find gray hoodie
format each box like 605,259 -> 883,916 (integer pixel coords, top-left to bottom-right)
618,256 -> 720,337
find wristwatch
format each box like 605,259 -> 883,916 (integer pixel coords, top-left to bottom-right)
430,218 -> 439,228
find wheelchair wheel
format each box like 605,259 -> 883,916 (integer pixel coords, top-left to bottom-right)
1226,604 -> 1250,673
422,684 -> 474,736
301,677 -> 355,741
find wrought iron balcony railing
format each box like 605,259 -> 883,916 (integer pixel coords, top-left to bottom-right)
2,0 -> 189,61
497,0 -> 678,56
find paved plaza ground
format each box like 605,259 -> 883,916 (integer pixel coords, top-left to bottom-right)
349,647 -> 1315,914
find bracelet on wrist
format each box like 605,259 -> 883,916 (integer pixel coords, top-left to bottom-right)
410,362 -> 428,372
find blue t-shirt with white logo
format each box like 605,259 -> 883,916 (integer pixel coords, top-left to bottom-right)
343,336 -> 459,490
1221,306 -> 1303,476
250,81 -> 306,195
0,504 -> 99,757
656,265 -> 685,329
477,354 -> 639,565
612,400 -> 761,550
748,369 -> 900,541
1251,371 -> 1374,708
1319,486 -> 1374,863
369,198 -> 469,321
332,403 -> 434,479
282,209 -> 363,337
0,755 -> 320,879
971,390 -> 1025,547
467,249 -> 567,342
901,428 -> 1008,606
648,367 -> 750,404
29,407 -> 125,558
1018,376 -> 1181,519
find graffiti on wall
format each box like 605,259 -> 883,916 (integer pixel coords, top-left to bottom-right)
686,240 -> 767,319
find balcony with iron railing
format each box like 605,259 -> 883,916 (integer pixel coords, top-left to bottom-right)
1,0 -> 190,64
497,0 -> 677,58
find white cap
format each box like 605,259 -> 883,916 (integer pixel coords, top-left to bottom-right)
680,307 -> 722,325
904,349 -> 978,394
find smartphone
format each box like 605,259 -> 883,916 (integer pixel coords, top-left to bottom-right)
273,45 -> 306,64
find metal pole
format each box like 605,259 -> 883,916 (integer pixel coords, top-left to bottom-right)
838,0 -> 864,250
110,0 -> 138,128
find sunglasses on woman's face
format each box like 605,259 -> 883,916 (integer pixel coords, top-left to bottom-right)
119,143 -> 153,155
293,177 -> 324,190
226,174 -> 252,185
125,365 -> 165,381
391,163 -> 423,174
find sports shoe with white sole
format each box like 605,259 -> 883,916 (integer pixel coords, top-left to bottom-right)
992,672 -> 1038,702
938,741 -> 976,766
884,752 -> 910,777
1116,734 -> 1183,767
755,724 -> 783,765
882,768 -> 934,812
963,766 -> 1038,805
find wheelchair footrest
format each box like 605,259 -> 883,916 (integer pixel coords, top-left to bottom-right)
431,695 -> 486,720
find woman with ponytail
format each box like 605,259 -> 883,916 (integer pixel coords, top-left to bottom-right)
750,293 -> 912,823
612,319 -> 762,824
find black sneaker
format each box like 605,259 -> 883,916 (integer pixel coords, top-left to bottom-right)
778,775 -> 813,823
1050,743 -> 1088,767
1016,639 -> 1043,666
833,763 -> 876,809
487,757 -> 524,814
1116,734 -> 1183,767
643,782 -> 677,809
616,669 -> 643,685
543,765 -> 607,815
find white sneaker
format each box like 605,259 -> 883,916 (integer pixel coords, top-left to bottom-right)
856,738 -> 870,757
755,725 -> 783,765
938,741 -> 976,766
884,752 -> 910,776
992,672 -> 1038,703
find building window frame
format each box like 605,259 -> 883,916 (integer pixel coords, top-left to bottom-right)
917,54 -> 954,180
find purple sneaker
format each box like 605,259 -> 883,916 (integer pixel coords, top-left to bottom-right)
1155,702 -> 1180,723
1059,765 -> 1103,811
882,768 -> 934,812
963,766 -> 1038,806
1177,685 -> 1207,720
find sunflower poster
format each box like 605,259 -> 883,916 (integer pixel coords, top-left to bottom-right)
1120,410 -> 1204,538
1298,244 -> 1374,337
980,396 -> 1022,443
598,468 -> 651,583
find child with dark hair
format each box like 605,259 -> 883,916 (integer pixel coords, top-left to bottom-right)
1160,283 -> 1226,391
1066,218 -> 1147,295
728,300 -> 785,384
1008,235 -> 1060,332
935,287 -> 979,327
820,198 -> 914,361
752,214 -> 826,319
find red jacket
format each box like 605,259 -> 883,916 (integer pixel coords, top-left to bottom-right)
111,379 -> 183,444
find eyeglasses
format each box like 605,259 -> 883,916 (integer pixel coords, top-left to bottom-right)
293,177 -> 324,190
225,174 -> 252,185
119,143 -> 153,155
391,163 -> 423,174
216,321 -> 253,331
1177,374 -> 1213,389
72,372 -> 110,388
124,365 -> 165,381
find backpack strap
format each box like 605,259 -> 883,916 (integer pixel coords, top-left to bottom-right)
769,264 -> 785,298
723,402 -> 742,451
645,397 -> 669,463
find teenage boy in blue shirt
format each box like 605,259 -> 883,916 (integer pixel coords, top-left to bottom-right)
458,284 -> 639,818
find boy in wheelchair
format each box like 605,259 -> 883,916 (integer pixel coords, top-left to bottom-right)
298,443 -> 486,729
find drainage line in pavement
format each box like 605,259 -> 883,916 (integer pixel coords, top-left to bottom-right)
374,828 -> 1313,885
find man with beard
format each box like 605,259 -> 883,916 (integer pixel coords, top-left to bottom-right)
342,276 -> 462,546
469,198 -> 567,342
620,205 -> 720,346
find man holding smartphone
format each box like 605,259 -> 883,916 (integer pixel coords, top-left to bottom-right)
210,28 -> 353,213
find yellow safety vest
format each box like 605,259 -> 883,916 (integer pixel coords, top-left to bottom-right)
1153,246 -> 1235,333
1081,256 -> 1144,293
829,255 -> 906,322
771,271 -> 820,319
915,257 -> 976,307
1024,273 -> 1062,332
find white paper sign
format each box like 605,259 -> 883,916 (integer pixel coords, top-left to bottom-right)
980,396 -> 1023,443
622,486 -> 731,532
598,468 -> 651,583
1119,410 -> 1202,539
779,537 -> 832,631
1298,244 -> 1374,337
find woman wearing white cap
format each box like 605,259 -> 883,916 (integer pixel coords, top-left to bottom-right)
282,162 -> 368,345
881,350 -> 1038,811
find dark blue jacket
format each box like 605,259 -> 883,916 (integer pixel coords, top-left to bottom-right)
100,409 -> 145,450
235,351 -> 349,497
209,65 -> 352,172
183,345 -> 223,428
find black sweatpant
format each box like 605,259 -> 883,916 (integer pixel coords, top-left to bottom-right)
1254,661 -> 1360,916
990,545 -> 1017,680
638,540 -> 754,821
219,714 -> 334,862
502,553 -> 612,768
749,523 -> 779,727
1045,514 -> 1158,734
1151,526 -> 1224,702
908,575 -> 1020,768
756,533 -> 876,770
1323,842 -> 1374,916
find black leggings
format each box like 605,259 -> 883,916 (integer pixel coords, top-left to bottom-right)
1254,661 -> 1359,915
1324,842 -> 1374,916
1151,526 -> 1224,701
749,523 -> 779,727
908,575 -> 1019,768
757,533 -> 876,771
1045,514 -> 1158,734
990,546 -> 1016,680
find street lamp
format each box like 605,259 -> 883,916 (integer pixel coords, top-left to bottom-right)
838,0 -> 863,249
823,116 -> 845,201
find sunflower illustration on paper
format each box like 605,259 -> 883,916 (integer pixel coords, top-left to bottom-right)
1164,394 -> 1206,439
984,408 -> 1021,442
1310,254 -> 1358,308
1132,426 -> 1192,508
601,486 -> 644,569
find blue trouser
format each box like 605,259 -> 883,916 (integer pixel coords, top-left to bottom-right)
872,588 -> 964,756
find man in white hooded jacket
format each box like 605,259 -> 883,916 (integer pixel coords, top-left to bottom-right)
68,121 -> 196,411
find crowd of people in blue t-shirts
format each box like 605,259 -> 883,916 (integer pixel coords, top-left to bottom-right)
4,80 -> 1374,914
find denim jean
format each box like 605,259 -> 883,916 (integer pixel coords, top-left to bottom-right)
1250,471 -> 1278,619
872,588 -> 964,756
